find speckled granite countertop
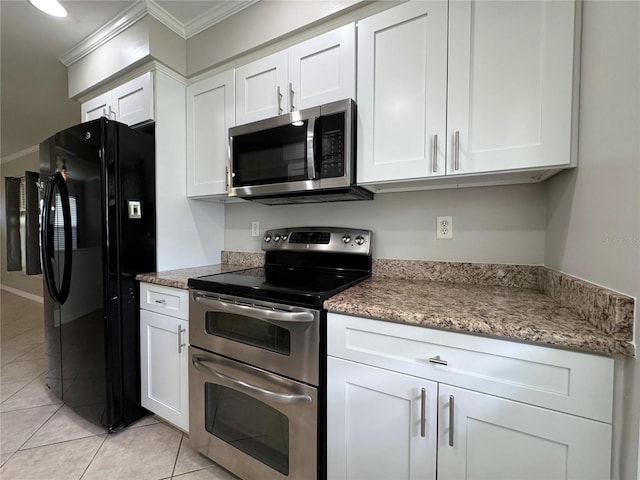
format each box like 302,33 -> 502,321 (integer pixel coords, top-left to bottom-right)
325,277 -> 635,357
136,252 -> 634,357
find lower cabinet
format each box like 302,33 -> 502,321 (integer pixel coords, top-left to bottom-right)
139,283 -> 189,432
437,385 -> 611,480
327,357 -> 437,480
327,313 -> 613,480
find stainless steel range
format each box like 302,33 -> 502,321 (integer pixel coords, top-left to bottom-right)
188,227 -> 372,480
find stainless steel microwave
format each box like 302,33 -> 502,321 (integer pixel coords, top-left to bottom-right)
228,99 -> 373,205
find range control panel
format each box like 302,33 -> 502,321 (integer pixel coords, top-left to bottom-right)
261,227 -> 372,255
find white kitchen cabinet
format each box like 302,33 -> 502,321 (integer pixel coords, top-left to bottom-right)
446,0 -> 577,175
357,0 -> 579,189
186,70 -> 235,198
287,23 -> 355,112
327,357 -> 437,480
235,24 -> 355,125
139,282 -> 189,432
357,1 -> 448,183
327,313 -> 614,480
438,385 -> 611,480
81,72 -> 154,126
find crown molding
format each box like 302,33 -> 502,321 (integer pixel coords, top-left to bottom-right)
183,0 -> 259,38
59,2 -> 148,67
1,145 -> 39,164
59,1 -> 258,67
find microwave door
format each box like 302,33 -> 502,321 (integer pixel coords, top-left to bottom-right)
230,122 -> 320,198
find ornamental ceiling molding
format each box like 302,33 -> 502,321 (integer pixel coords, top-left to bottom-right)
59,0 -> 257,67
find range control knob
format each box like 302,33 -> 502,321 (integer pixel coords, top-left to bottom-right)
263,234 -> 272,243
342,234 -> 351,244
355,235 -> 365,246
274,235 -> 281,242
282,234 -> 288,241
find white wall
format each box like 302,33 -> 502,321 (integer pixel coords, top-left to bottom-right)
544,1 -> 640,478
224,184 -> 547,264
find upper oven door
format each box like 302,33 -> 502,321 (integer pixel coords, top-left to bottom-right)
229,105 -> 321,198
189,290 -> 320,386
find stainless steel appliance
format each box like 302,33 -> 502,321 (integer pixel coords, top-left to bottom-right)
35,118 -> 156,430
228,99 -> 373,204
188,227 -> 372,480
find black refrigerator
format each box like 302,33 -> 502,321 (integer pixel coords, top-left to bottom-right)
38,118 -> 155,431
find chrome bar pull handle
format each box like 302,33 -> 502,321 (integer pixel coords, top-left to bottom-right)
454,131 -> 460,171
428,355 -> 447,366
289,82 -> 295,112
154,299 -> 166,304
277,86 -> 283,115
449,395 -> 455,447
177,325 -> 186,354
102,107 -> 108,118
420,388 -> 427,438
432,134 -> 438,172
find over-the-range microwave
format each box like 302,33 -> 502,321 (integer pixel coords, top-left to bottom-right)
228,99 -> 373,205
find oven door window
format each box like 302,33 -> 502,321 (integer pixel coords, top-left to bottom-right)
232,121 -> 310,187
205,383 -> 289,475
205,312 -> 291,355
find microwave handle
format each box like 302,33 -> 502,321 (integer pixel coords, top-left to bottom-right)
307,116 -> 318,180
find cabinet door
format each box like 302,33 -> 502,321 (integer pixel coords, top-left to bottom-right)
111,72 -> 154,126
186,70 -> 235,197
288,23 -> 355,111
447,1 -> 577,175
235,51 -> 288,125
327,357 -> 437,480
438,385 -> 611,480
81,91 -> 111,122
140,309 -> 189,432
357,1 -> 448,184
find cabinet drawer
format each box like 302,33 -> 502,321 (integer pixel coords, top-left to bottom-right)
327,313 -> 614,423
140,283 -> 188,320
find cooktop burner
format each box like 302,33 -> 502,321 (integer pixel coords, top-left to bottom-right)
187,227 -> 372,308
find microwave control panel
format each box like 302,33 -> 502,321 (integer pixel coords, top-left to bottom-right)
319,113 -> 345,178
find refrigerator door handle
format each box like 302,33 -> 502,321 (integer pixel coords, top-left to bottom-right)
40,172 -> 73,305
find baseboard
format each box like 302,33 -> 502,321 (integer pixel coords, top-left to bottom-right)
0,284 -> 44,303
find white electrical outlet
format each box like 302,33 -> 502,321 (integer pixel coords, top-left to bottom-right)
436,216 -> 453,239
251,221 -> 260,237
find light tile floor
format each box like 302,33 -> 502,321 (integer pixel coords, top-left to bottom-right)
0,291 -> 238,480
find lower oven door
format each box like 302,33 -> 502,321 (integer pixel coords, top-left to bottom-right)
189,347 -> 318,480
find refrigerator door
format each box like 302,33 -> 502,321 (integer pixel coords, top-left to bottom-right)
42,119 -> 107,427
104,121 -> 156,428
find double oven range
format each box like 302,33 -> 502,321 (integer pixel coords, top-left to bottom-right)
188,227 -> 372,480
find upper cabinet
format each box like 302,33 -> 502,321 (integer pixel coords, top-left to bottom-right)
235,23 -> 356,125
81,72 -> 154,126
357,2 -> 448,183
357,0 -> 579,189
186,70 -> 235,198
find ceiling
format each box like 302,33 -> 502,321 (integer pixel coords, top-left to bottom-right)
0,0 -> 245,160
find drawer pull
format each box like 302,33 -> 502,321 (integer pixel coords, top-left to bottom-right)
420,388 -> 426,438
154,299 -> 166,304
428,355 -> 447,366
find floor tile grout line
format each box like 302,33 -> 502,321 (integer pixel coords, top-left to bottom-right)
170,433 -> 185,479
79,432 -> 109,480
14,431 -> 106,453
13,403 -> 64,453
0,371 -> 48,407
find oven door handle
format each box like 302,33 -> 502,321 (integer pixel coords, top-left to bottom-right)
193,294 -> 315,324
192,355 -> 312,405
